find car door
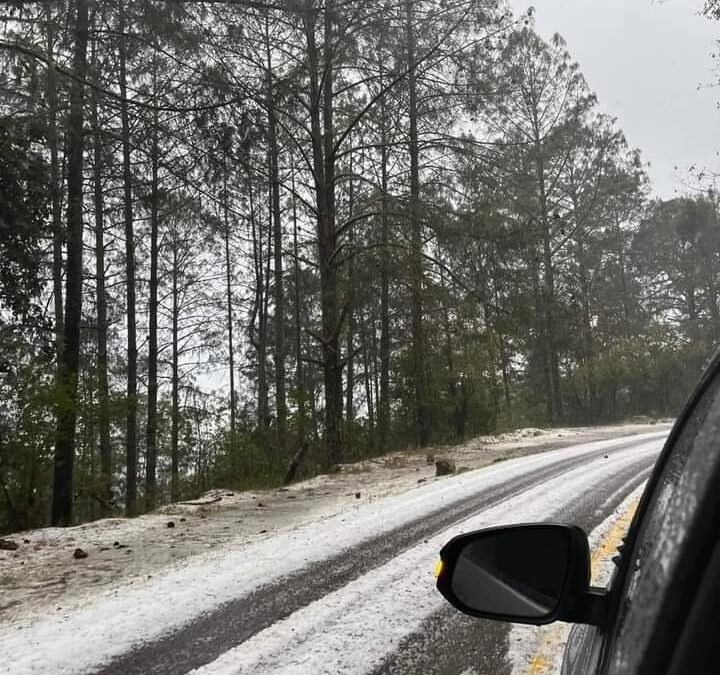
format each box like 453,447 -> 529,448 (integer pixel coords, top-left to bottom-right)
584,351 -> 720,675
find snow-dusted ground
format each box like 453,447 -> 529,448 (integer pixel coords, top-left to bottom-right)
0,422 -> 667,625
0,427 -> 668,675
187,452 -> 654,675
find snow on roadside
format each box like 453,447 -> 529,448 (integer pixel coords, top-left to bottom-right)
0,422 -> 669,624
187,444 -> 659,675
506,483 -> 646,675
0,436 -> 664,675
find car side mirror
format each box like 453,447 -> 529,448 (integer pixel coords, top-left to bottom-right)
436,524 -> 608,626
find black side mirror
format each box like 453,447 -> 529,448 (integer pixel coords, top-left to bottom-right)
436,524 -> 608,626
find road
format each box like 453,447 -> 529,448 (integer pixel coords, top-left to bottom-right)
2,431 -> 666,675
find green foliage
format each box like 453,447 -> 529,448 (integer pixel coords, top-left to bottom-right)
0,337 -> 56,534
0,117 -> 52,533
0,117 -> 49,323
209,430 -> 286,491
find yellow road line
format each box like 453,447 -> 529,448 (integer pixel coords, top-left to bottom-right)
523,497 -> 640,674
528,652 -> 553,674
589,499 -> 638,584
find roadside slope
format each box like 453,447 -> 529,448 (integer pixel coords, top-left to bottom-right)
0,431 -> 666,675
0,423 -> 669,626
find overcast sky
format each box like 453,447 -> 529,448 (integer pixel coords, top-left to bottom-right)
509,0 -> 719,199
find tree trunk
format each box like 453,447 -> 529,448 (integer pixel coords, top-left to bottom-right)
223,141 -> 237,440
440,268 -> 461,440
688,286 -> 700,344
345,155 -> 355,423
574,209 -> 597,419
192,389 -> 203,482
291,166 -> 306,444
496,328 -> 512,408
265,18 -> 287,457
406,0 -> 429,447
379,92 -> 391,449
145,101 -> 160,511
171,239 -> 180,502
283,441 -> 309,485
304,2 -> 343,467
529,249 -> 553,419
322,2 -> 343,466
533,122 -> 563,423
83,382 -> 97,521
51,0 -> 89,527
119,4 -> 137,516
541,229 -> 562,422
91,36 -> 111,515
613,211 -> 631,338
371,311 -> 381,444
361,309 -> 375,449
248,178 -> 270,433
46,11 -> 64,361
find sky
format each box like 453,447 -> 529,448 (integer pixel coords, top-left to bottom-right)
509,0 -> 719,199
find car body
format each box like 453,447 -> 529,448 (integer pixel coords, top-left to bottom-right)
437,347 -> 720,675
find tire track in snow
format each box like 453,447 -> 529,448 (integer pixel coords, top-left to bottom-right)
96,436 -> 660,675
187,442 -> 660,675
0,434 -> 664,675
368,458 -> 653,675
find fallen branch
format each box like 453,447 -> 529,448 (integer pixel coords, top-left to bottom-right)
284,441 -> 309,485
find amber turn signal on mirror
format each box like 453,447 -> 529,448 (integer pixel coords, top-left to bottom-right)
436,523 -> 609,626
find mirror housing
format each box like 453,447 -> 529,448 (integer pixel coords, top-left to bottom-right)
436,523 -> 608,626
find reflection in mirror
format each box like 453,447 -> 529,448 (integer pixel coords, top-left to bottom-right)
449,526 -> 570,619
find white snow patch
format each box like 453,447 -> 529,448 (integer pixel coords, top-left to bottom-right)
0,423 -> 669,624
0,435 -> 664,675
190,444 -> 659,675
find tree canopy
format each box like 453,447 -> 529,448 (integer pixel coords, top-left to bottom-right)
0,0 -> 716,531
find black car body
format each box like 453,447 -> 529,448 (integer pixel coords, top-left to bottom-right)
438,348 -> 720,675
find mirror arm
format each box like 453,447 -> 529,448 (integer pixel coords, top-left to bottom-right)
560,587 -> 609,626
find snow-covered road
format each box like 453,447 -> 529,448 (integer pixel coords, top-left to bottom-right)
0,431 -> 667,675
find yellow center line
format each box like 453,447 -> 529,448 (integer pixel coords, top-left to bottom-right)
524,498 -> 640,674
589,500 -> 638,584
528,653 -> 553,674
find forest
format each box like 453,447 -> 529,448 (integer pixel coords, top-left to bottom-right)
0,0 -> 718,532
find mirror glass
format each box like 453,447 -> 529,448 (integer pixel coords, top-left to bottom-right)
449,526 -> 571,619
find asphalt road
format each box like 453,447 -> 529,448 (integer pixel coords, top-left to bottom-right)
92,433 -> 663,675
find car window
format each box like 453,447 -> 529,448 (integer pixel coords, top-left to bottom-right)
605,369 -> 720,675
